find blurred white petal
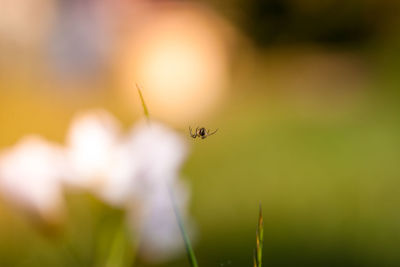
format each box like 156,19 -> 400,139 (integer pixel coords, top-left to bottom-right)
123,120 -> 194,262
126,120 -> 188,197
131,180 -> 195,262
98,143 -> 137,206
65,110 -> 195,261
98,119 -> 189,206
66,109 -> 122,190
0,135 -> 67,220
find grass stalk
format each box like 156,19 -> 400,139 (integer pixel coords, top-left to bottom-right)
254,204 -> 264,267
169,186 -> 199,267
136,86 -> 198,266
136,83 -> 150,122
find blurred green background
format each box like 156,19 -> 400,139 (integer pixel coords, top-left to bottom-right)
2,0 -> 400,266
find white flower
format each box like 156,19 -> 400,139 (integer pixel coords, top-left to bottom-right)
0,135 -> 68,220
0,108 -> 195,261
65,109 -> 122,190
65,109 -> 137,206
65,109 -> 195,261
125,120 -> 188,199
133,180 -> 195,262
96,142 -> 137,206
74,115 -> 194,260
122,120 -> 194,262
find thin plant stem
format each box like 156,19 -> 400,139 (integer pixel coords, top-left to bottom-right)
136,85 -> 198,266
169,186 -> 199,267
136,84 -> 150,123
254,203 -> 264,267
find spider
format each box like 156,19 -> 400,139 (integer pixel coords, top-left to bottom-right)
189,126 -> 218,139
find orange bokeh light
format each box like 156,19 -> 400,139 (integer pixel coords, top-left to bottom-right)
117,4 -> 233,125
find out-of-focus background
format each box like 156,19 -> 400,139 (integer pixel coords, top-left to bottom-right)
2,0 -> 400,266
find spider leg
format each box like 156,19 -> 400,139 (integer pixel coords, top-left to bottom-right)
208,128 -> 219,136
189,126 -> 197,138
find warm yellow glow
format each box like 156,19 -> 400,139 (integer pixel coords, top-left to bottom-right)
118,5 -> 232,125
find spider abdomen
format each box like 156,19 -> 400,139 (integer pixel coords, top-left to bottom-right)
199,128 -> 206,136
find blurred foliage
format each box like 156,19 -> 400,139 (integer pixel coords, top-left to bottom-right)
178,90 -> 400,267
203,0 -> 400,46
0,192 -> 135,267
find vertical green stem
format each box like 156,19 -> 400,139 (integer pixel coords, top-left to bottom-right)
254,203 -> 264,267
136,84 -> 198,266
136,84 -> 150,123
169,186 -> 199,267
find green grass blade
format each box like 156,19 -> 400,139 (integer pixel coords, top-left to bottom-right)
136,84 -> 198,266
136,83 -> 150,120
254,203 -> 264,267
169,186 -> 199,267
